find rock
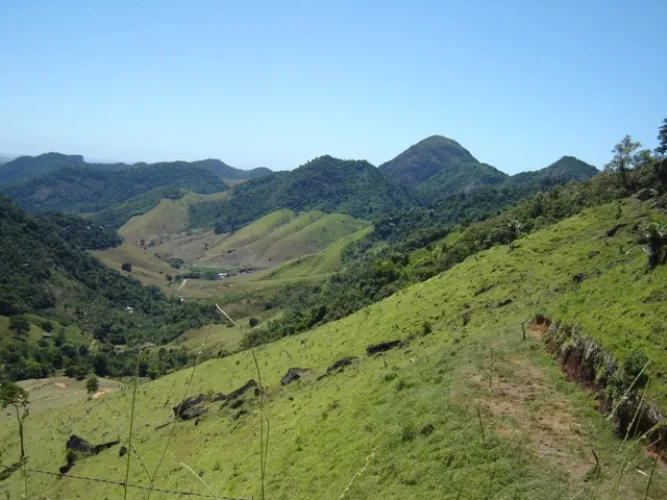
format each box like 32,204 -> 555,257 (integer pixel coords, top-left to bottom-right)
462,311 -> 471,326
326,356 -> 358,374
229,399 -> 245,410
497,298 -> 513,307
119,446 -> 127,457
232,409 -> 248,421
173,394 -> 207,419
588,250 -> 600,259
634,188 -> 658,201
211,392 -> 227,402
61,435 -> 120,474
366,340 -> 403,356
66,435 -> 95,456
572,273 -> 585,283
280,367 -> 311,385
194,417 -> 201,426
180,405 -> 208,420
606,223 -> 628,237
227,380 -> 258,400
420,423 -> 435,436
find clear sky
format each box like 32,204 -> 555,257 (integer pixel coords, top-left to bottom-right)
1,1 -> 665,173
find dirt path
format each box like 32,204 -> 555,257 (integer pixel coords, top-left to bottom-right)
178,278 -> 188,290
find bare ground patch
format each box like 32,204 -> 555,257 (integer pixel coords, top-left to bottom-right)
452,355 -> 591,479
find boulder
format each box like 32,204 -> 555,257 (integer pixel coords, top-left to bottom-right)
635,188 -> 658,201
497,298 -> 513,307
119,446 -> 127,457
227,380 -> 258,400
366,340 -> 403,356
572,273 -> 585,283
280,367 -> 311,385
173,393 -> 207,419
180,405 -> 208,420
326,356 -> 358,374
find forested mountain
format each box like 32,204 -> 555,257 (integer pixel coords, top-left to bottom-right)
506,155 -> 599,185
190,155 -> 417,233
0,152 -> 271,188
379,136 -> 598,202
189,159 -> 271,179
0,195 -> 216,380
1,162 -> 227,213
379,136 -> 507,199
0,153 -> 89,186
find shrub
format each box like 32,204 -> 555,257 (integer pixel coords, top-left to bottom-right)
121,262 -> 132,272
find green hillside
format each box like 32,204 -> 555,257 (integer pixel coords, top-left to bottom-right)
1,163 -> 227,213
117,191 -> 230,246
379,136 -> 598,203
0,153 -> 271,188
379,136 -> 507,195
0,153 -> 88,185
0,195 -> 217,381
2,197 -> 667,499
507,155 -> 599,185
198,210 -> 370,269
189,155 -> 416,232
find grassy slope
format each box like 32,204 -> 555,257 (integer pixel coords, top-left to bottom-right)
119,191 -> 230,246
266,225 -> 373,280
3,199 -> 667,499
199,210 -> 369,269
92,242 -> 175,288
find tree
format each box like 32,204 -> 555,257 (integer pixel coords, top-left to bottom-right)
86,375 -> 99,396
604,135 -> 642,192
0,382 -> 29,460
9,317 -> 31,341
656,117 -> 667,157
121,262 -> 133,272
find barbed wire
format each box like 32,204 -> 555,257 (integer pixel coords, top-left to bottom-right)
24,468 -> 253,500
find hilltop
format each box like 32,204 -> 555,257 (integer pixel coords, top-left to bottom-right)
189,155 -> 416,233
379,135 -> 598,202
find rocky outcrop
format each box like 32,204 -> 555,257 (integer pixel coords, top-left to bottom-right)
544,320 -> 666,453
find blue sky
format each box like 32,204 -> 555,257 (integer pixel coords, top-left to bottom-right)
1,1 -> 665,173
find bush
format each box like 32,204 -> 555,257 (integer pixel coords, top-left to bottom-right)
249,317 -> 259,328
121,262 -> 132,272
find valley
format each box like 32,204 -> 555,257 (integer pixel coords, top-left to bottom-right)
1,125 -> 667,499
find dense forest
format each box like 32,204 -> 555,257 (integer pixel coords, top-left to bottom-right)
0,195 -> 219,381
1,162 -> 227,213
189,155 -> 417,232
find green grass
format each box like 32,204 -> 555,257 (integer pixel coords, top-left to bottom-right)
119,191 -> 230,246
2,198 -> 666,499
92,242 -> 175,288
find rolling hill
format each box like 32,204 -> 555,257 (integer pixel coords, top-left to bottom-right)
0,153 -> 271,188
2,196 -> 666,499
189,155 -> 417,232
1,162 -> 228,213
